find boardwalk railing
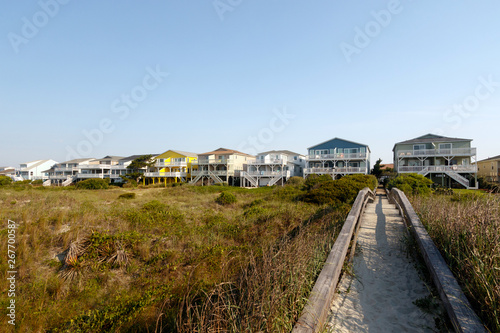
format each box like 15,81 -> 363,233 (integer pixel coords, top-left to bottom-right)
388,188 -> 486,333
292,187 -> 375,333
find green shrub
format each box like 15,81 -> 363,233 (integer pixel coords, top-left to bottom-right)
0,176 -> 12,186
387,173 -> 433,195
32,179 -> 43,185
302,174 -> 377,205
215,192 -> 237,205
75,178 -> 110,190
478,177 -> 500,193
304,174 -> 333,190
285,176 -> 305,188
433,185 -> 453,195
118,193 -> 136,200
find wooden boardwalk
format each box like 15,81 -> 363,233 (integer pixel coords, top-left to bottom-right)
326,190 -> 436,332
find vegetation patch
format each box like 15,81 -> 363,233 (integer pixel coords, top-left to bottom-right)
75,178 -> 110,190
0,178 -> 364,331
215,191 -> 237,205
301,174 -> 377,205
387,173 -> 433,195
118,192 -> 136,200
410,192 -> 500,332
0,175 -> 12,186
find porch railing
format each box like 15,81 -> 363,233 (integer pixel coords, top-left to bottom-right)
307,153 -> 368,160
396,148 -> 476,157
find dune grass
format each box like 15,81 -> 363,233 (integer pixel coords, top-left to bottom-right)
0,180 -> 355,332
410,191 -> 500,332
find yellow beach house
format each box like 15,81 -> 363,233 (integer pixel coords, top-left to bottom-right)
144,150 -> 198,185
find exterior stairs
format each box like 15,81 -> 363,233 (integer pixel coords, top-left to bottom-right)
208,170 -> 224,184
446,171 -> 471,189
241,172 -> 258,187
62,175 -> 77,187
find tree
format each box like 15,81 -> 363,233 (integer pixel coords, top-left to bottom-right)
371,158 -> 383,179
121,155 -> 154,184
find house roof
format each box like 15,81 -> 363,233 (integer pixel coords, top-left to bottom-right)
170,150 -> 198,158
60,158 -> 96,164
307,137 -> 370,151
156,150 -> 198,158
380,163 -> 394,170
393,134 -> 472,151
94,156 -> 125,162
198,148 -> 254,157
0,169 -> 15,175
21,159 -> 55,170
257,150 -> 305,157
477,155 -> 500,162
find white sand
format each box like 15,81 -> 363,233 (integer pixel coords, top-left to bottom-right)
327,194 -> 436,332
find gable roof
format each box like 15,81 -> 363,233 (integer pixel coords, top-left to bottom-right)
21,159 -> 56,169
61,158 -> 96,164
393,134 -> 472,148
198,148 -> 254,157
156,150 -> 198,158
94,156 -> 125,162
257,150 -> 305,157
307,137 -> 370,151
478,154 -> 500,163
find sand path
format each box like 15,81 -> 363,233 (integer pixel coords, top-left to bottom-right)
326,192 -> 436,332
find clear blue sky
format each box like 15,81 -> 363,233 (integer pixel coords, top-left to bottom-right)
1,1 -> 499,167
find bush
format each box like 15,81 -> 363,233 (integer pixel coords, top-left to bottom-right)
433,185 -> 453,195
32,179 -> 44,185
285,176 -> 305,188
478,177 -> 500,193
0,176 -> 13,186
215,192 -> 237,205
302,174 -> 377,205
75,178 -> 110,190
304,174 -> 333,191
387,173 -> 432,195
118,193 -> 136,200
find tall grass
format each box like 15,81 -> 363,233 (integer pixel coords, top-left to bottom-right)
410,192 -> 500,332
0,179 -> 353,332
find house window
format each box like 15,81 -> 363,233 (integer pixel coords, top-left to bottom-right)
439,143 -> 452,150
413,144 -> 425,151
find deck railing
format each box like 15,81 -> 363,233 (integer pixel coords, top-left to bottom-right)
396,147 -> 476,157
77,173 -> 122,179
191,170 -> 229,176
398,165 -> 477,173
247,159 -> 286,165
304,167 -> 367,174
144,172 -> 188,177
307,152 -> 368,160
197,159 -> 235,165
155,161 -> 189,167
